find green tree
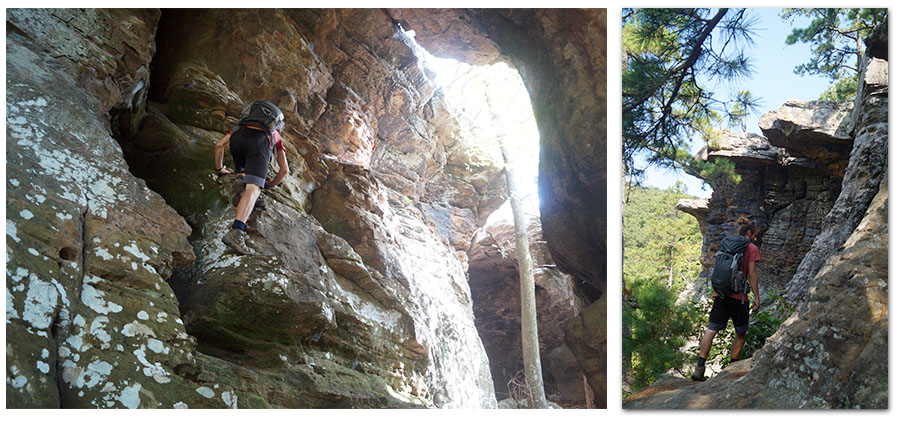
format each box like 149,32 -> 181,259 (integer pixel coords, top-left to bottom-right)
624,276 -> 702,394
781,8 -> 887,101
622,183 -> 704,396
623,182 -> 702,287
622,8 -> 759,189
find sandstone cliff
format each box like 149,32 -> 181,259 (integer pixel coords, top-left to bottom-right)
6,8 -> 607,408
629,18 -> 888,409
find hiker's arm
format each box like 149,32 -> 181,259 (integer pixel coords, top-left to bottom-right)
267,149 -> 289,187
214,133 -> 232,174
748,261 -> 759,312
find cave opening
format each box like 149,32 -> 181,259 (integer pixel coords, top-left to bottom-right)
405,30 -> 586,407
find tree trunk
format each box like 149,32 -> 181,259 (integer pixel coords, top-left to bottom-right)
667,208 -> 678,288
499,139 -> 548,409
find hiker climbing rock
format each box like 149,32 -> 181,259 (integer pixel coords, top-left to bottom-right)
692,216 -> 760,381
214,100 -> 289,255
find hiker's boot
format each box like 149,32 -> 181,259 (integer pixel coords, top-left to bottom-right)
691,364 -> 706,381
222,228 -> 255,255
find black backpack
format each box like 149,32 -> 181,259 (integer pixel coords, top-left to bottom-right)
237,100 -> 284,142
709,235 -> 750,300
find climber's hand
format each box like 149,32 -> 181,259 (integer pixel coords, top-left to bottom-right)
217,166 -> 233,175
751,297 -> 760,313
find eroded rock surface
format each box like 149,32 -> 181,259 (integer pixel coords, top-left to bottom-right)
684,130 -> 843,303
6,9 -> 227,409
7,8 -> 604,409
466,210 -> 588,407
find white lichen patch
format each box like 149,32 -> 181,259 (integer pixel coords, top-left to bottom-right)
9,267 -> 28,283
41,348 -> 49,359
19,209 -> 34,220
9,375 -> 28,389
116,382 -> 142,409
7,286 -> 20,323
137,310 -> 149,320
222,391 -> 238,408
121,321 -> 155,338
123,242 -> 151,262
133,345 -> 171,384
28,248 -> 40,256
7,220 -> 21,242
22,274 -> 68,330
10,179 -> 20,187
155,311 -> 168,322
173,401 -> 188,409
81,277 -> 123,315
89,316 -> 112,345
79,359 -> 114,389
147,338 -> 167,354
94,247 -> 115,261
36,360 -> 50,374
56,212 -> 73,221
196,386 -> 215,399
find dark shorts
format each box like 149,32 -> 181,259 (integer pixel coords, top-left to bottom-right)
708,296 -> 750,334
229,126 -> 271,188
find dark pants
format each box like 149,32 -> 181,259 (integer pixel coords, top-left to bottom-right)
230,126 -> 272,188
707,296 -> 750,334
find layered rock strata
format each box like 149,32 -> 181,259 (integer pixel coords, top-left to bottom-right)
7,8 -> 606,408
684,129 -> 844,303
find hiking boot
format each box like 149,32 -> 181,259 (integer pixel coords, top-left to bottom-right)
691,364 -> 706,381
222,228 -> 255,255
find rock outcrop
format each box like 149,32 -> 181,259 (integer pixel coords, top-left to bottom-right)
7,9 -> 218,409
684,129 -> 844,304
631,18 -> 888,409
391,9 -> 608,404
466,209 -> 588,407
7,8 -> 606,408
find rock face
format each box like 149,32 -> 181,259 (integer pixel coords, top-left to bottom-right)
633,19 -> 889,409
466,210 -> 588,407
6,9 -> 220,408
685,129 -> 844,304
393,8 -> 608,403
7,8 -> 605,409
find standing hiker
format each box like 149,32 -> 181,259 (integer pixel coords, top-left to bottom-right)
692,216 -> 760,381
214,100 -> 289,255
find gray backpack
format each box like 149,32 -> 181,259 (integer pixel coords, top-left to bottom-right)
709,235 -> 750,300
237,100 -> 284,135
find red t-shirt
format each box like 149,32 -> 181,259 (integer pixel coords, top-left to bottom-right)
712,241 -> 759,301
228,126 -> 286,152
730,242 -> 759,301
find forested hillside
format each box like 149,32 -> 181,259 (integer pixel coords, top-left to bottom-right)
622,183 -> 702,394
623,183 -> 702,288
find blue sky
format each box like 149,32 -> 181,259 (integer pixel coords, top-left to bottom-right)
638,8 -> 835,197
